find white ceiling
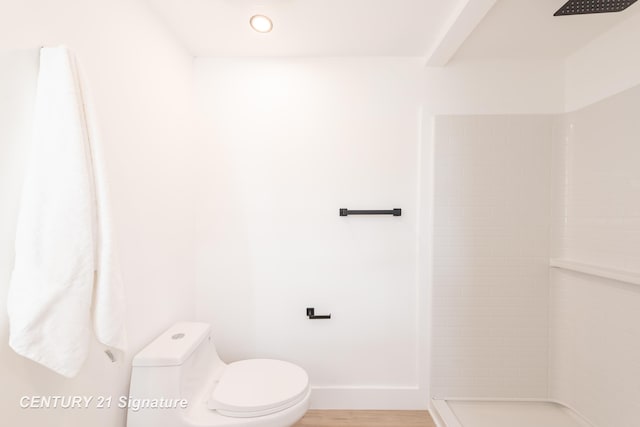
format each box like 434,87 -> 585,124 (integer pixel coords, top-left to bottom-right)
144,0 -> 462,57
454,0 -> 640,60
145,0 -> 640,60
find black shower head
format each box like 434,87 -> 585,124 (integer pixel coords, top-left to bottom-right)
554,0 -> 638,16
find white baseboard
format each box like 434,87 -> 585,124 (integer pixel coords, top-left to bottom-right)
309,386 -> 429,410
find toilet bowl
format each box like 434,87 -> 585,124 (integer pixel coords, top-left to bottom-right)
127,322 -> 310,427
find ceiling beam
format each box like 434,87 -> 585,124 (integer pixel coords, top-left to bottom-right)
425,0 -> 497,66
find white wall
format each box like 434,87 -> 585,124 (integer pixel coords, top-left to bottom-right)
0,1 -> 196,426
194,57 -> 427,409
565,12 -> 640,112
424,59 -> 564,115
549,84 -> 640,427
192,53 -> 565,410
430,115 -> 552,398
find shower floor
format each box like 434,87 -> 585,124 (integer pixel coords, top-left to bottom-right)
433,399 -> 594,427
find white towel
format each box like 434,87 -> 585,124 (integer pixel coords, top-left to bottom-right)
7,46 -> 127,378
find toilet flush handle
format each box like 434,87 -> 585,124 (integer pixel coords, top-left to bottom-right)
306,307 -> 331,319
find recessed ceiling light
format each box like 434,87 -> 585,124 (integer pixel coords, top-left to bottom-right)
250,15 -> 273,33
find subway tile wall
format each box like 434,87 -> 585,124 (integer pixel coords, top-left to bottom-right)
549,85 -> 640,427
552,86 -> 640,271
431,115 -> 552,398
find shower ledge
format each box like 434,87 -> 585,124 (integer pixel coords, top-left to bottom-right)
432,398 -> 597,427
550,258 -> 640,287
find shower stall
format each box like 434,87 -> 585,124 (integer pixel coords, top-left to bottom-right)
429,68 -> 640,427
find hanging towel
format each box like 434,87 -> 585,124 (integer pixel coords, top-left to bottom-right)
7,46 -> 127,378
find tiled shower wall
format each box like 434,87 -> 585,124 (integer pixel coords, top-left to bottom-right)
431,116 -> 552,398
549,85 -> 640,427
431,85 -> 640,427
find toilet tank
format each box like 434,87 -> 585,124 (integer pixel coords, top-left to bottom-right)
132,322 -> 212,369
127,322 -> 224,427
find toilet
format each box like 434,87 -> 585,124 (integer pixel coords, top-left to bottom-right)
127,322 -> 310,427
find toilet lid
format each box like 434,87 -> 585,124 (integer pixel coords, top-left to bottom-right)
209,359 -> 309,418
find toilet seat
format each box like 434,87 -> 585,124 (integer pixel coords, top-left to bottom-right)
208,359 -> 309,418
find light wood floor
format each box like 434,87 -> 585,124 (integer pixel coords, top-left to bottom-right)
294,410 -> 436,427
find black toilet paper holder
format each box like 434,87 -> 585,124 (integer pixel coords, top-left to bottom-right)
306,307 -> 331,319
